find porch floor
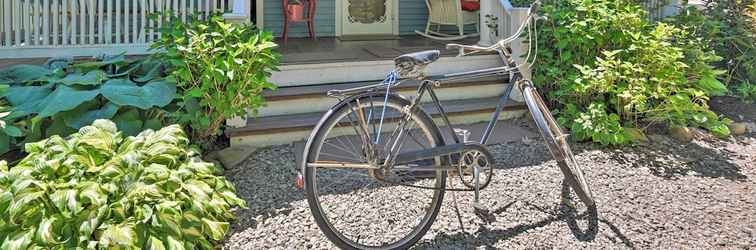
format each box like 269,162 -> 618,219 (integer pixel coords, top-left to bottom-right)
276,35 -> 481,65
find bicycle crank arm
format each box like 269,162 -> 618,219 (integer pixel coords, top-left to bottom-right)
393,143 -> 489,164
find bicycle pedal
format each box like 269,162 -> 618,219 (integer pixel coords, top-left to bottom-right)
472,202 -> 489,213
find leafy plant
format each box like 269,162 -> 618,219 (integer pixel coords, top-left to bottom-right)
0,119 -> 246,249
670,0 -> 756,101
0,55 -> 175,156
152,14 -> 280,146
531,0 -> 730,144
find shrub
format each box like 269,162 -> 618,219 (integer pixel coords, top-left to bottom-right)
0,56 -> 175,155
670,0 -> 756,101
532,0 -> 730,145
152,14 -> 280,145
0,119 -> 245,249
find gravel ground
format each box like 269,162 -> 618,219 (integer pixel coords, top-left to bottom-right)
222,125 -> 755,249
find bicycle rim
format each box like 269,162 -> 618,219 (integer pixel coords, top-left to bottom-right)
304,93 -> 446,249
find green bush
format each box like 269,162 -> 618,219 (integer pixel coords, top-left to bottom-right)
0,55 -> 175,155
532,0 -> 730,145
0,119 -> 245,249
152,14 -> 280,145
670,0 -> 756,101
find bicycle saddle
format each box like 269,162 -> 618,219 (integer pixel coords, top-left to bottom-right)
394,50 -> 440,78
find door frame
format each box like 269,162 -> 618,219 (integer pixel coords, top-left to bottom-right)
335,0 -> 399,36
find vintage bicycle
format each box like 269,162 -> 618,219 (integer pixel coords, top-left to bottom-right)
296,1 -> 596,248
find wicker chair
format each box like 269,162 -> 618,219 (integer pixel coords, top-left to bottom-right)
415,0 -> 480,40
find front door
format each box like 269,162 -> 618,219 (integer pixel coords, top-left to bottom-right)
340,0 -> 395,35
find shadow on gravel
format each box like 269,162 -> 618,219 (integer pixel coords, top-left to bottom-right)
412,182 -> 619,249
609,136 -> 748,181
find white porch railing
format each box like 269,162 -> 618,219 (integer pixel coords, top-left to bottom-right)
0,0 -> 248,59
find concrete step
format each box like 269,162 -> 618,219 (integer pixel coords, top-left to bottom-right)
270,54 -> 504,87
228,96 -> 528,147
256,77 -> 513,117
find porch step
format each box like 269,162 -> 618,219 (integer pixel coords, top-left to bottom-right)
256,77 -> 514,117
228,96 -> 528,147
270,54 -> 504,87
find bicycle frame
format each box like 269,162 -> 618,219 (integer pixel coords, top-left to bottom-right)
303,5 -> 541,173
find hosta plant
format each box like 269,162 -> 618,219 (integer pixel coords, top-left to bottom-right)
0,55 -> 175,155
0,120 -> 246,249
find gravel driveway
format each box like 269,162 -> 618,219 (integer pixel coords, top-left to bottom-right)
222,124 -> 755,249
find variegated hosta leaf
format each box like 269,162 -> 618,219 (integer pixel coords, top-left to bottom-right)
0,119 -> 246,248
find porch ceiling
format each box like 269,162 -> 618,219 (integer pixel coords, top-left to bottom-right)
276,35 -> 481,65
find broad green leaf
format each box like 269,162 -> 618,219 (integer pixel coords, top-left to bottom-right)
0,191 -> 12,215
0,133 -> 8,155
143,119 -> 163,131
0,64 -> 52,83
3,84 -> 54,107
16,85 -> 100,118
44,57 -> 73,71
44,115 -> 74,138
35,216 -> 61,245
113,109 -> 143,136
62,102 -> 120,129
56,70 -> 108,86
79,182 -> 107,206
50,189 -> 80,217
696,74 -> 727,96
1,230 -> 33,250
201,218 -> 229,241
99,223 -> 136,247
9,191 -> 44,222
165,235 -> 185,250
101,79 -> 176,109
147,236 -> 166,250
1,124 -> 23,137
73,54 -> 128,72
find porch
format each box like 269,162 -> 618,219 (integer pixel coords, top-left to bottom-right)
228,35 -> 527,147
276,35 -> 479,65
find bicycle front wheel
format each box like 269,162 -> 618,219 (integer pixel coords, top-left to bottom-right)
522,84 -> 596,208
304,93 -> 446,249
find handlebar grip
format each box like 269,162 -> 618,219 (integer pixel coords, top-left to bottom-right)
531,0 -> 541,13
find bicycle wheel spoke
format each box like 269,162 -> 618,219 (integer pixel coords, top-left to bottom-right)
306,95 -> 444,248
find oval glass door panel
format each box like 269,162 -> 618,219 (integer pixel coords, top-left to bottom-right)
341,0 -> 394,35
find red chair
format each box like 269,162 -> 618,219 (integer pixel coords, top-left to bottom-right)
282,0 -> 316,43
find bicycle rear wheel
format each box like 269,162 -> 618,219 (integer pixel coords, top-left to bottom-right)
304,93 -> 446,249
521,84 -> 596,209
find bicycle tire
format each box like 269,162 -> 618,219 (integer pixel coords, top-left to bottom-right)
522,84 -> 596,208
304,93 -> 446,249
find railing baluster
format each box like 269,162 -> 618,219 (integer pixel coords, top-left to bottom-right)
43,0 -> 49,45
52,0 -> 58,46
79,0 -> 84,45
25,0 -> 31,46
123,0 -> 129,43
106,0 -> 112,44
148,0 -> 154,42
97,0 -> 103,43
131,0 -> 136,44
116,0 -> 120,44
140,0 -> 145,43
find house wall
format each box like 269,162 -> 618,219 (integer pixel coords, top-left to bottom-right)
261,0 -> 476,38
262,0 -> 337,37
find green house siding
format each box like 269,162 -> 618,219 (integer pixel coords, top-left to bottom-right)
261,0 -> 474,37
